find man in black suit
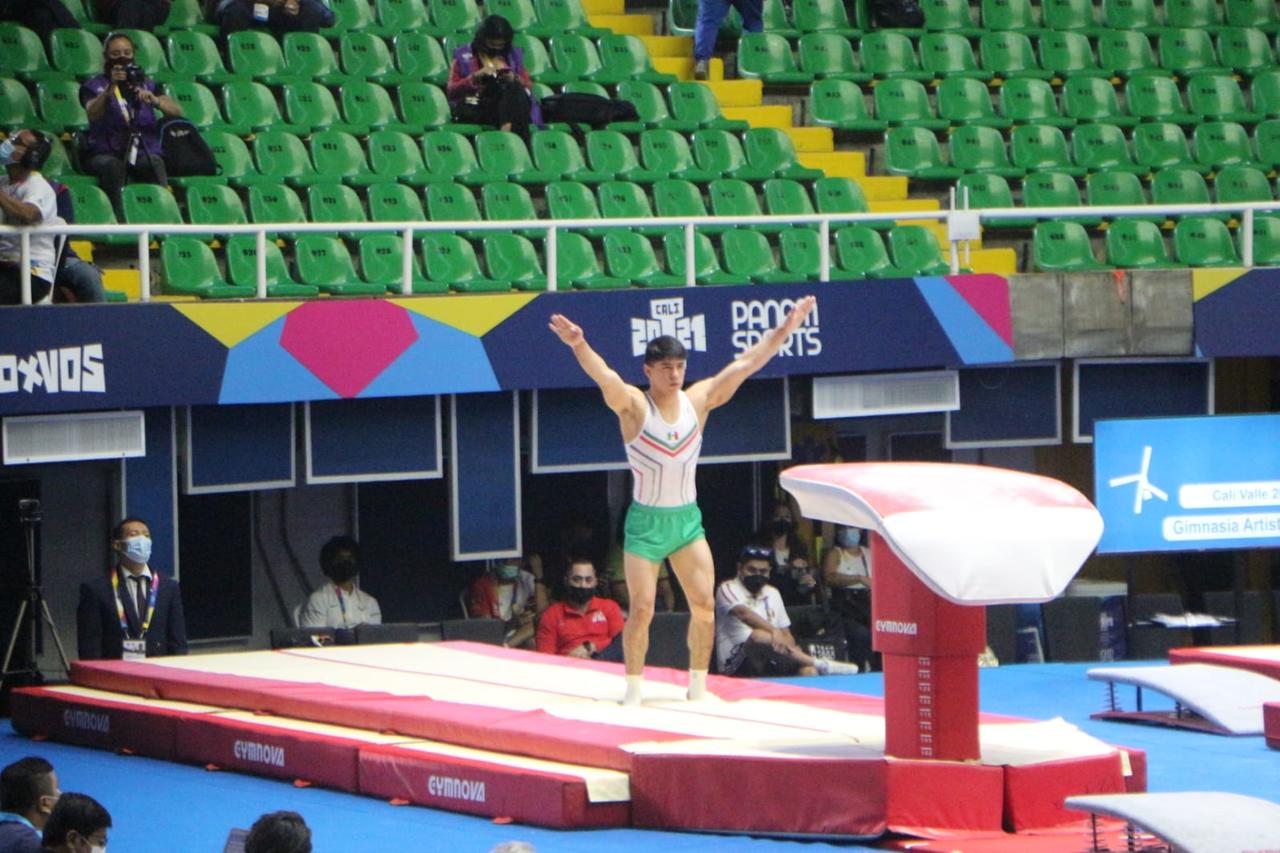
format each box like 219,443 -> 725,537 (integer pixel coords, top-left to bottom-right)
76,517 -> 188,661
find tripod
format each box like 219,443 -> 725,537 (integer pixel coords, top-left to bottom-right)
1,499 -> 70,692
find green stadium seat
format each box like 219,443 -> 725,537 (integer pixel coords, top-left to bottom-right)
400,81 -> 479,134
1193,121 -> 1262,170
306,182 -> 369,238
1037,30 -> 1109,79
1096,30 -> 1159,78
792,0 -> 861,36
534,129 -> 610,183
936,77 -> 1010,129
980,0 -> 1042,32
738,32 -> 814,84
920,32 -> 992,80
1165,0 -> 1224,31
889,225 -> 952,275
122,184 -> 182,227
394,32 -> 449,85
309,129 -> 381,186
251,130 -> 320,187
550,33 -> 604,81
1225,0 -> 1279,32
222,80 -> 305,135
743,127 -> 823,180
376,0 -> 430,34
1216,27 -> 1276,76
1245,215 -> 1280,265
603,230 -> 685,287
595,34 -> 677,85
1085,170 -> 1157,221
587,129 -> 664,182
814,175 -> 871,216
997,77 -> 1075,129
834,224 -> 905,278
1102,0 -> 1162,32
597,180 -> 665,235
860,32 -> 932,81
510,34 -> 565,85
481,181 -> 542,237
949,124 -> 1025,177
763,177 -> 816,220
294,235 -> 387,295
1041,0 -> 1102,34
161,238 -> 255,298
363,129 -> 431,185
1150,166 -> 1214,213
421,129 -> 504,184
884,126 -> 962,179
284,80 -> 364,135
425,182 -> 482,236
58,0 -> 109,32
559,230 -> 629,290
431,0 -> 483,34
874,78 -> 948,130
0,23 -> 56,82
422,232 -> 511,291
171,129 -> 252,189
50,28 -> 103,80
1132,122 -> 1204,172
662,230 -> 738,285
1214,165 -> 1274,204
808,79 -> 885,131
720,229 -> 798,283
68,183 -> 132,245
163,80 -> 225,130
40,136 -> 78,182
535,0 -> 607,37
1072,123 -> 1145,174
1124,76 -> 1197,125
1158,28 -> 1230,77
797,33 -> 872,82
185,183 -> 248,241
708,177 -> 772,230
482,232 -> 548,291
1033,221 -> 1111,271
341,31 -> 410,85
1185,74 -> 1263,124
544,181 -> 607,235
956,173 -> 1030,227
638,128 -> 717,182
614,80 -> 676,131
324,0 -> 377,35
922,0 -> 983,35
36,78 -> 88,132
280,32 -> 347,85
692,128 -> 774,181
653,178 -> 711,228
1061,76 -> 1136,127
487,0 -> 538,31
667,82 -> 749,131
1105,218 -> 1182,267
761,0 -> 800,37
358,233 -> 440,293
343,80 -> 419,133
1174,216 -> 1241,266
247,183 -> 308,236
1022,171 -> 1098,225
1255,119 -> 1280,169
979,31 -> 1053,79
1251,70 -> 1280,118
165,30 -> 236,85
0,79 -> 39,131
225,235 -> 319,296
227,30 -> 288,82
777,227 -> 823,280
368,181 -> 428,223
474,131 -> 555,185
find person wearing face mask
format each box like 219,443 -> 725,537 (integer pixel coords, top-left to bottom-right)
447,15 -> 541,141
0,757 -> 60,853
0,129 -> 59,306
466,555 -> 541,648
38,793 -> 109,853
823,525 -> 875,672
759,501 -> 817,607
298,536 -> 381,631
715,544 -> 858,678
535,557 -> 625,660
76,517 -> 188,661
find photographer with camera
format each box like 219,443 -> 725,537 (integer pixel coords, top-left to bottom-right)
446,15 -> 540,142
78,33 -> 182,220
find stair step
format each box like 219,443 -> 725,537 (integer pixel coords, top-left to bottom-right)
783,126 -> 833,153
867,198 -> 941,214
852,175 -> 908,200
704,78 -> 762,107
797,151 -> 866,179
721,104 -> 792,128
968,247 -> 1017,276
582,0 -> 624,14
104,268 -> 140,300
639,35 -> 693,56
653,56 -> 724,81
588,13 -> 653,34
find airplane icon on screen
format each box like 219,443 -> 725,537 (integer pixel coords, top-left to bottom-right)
1108,445 -> 1168,514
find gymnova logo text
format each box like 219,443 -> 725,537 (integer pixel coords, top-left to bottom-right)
0,345 -> 105,394
427,775 -> 487,802
631,298 -> 707,356
730,298 -> 821,356
62,709 -> 109,733
234,739 -> 286,767
875,619 -> 919,636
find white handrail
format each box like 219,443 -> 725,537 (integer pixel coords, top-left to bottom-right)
3,199 -> 1279,305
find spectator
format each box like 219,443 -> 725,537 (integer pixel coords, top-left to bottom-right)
715,544 -> 858,677
39,793 -> 109,853
206,0 -> 332,40
536,557 -> 625,660
244,810 -> 310,853
447,15 -> 540,141
0,0 -> 77,47
823,525 -> 874,671
691,0 -> 761,80
298,535 -> 381,630
0,757 -> 59,853
761,501 -> 818,606
49,181 -> 105,304
95,0 -> 171,30
76,516 -> 188,660
0,129 -> 58,306
78,33 -> 183,220
466,556 -> 540,649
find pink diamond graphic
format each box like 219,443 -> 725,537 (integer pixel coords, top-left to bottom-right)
279,301 -> 419,398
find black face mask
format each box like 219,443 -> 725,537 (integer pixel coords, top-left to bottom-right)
327,557 -> 358,584
771,519 -> 793,537
565,585 -> 595,606
741,575 -> 768,594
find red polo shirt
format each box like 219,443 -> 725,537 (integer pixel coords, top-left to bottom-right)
536,597 -> 625,656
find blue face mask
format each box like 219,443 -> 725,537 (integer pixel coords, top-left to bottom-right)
0,138 -> 15,165
122,534 -> 151,565
837,529 -> 860,548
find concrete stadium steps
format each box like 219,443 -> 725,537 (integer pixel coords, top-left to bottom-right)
703,79 -> 762,107
797,151 -> 867,180
721,104 -> 793,128
653,56 -> 724,81
589,14 -> 655,34
785,127 -> 834,153
638,35 -> 693,57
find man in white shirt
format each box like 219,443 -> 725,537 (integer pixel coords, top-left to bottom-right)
0,129 -> 58,305
299,536 -> 382,630
716,543 -> 858,678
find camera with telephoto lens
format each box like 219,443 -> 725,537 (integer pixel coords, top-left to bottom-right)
119,63 -> 146,97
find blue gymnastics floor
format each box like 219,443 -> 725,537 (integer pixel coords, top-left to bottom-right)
2,661 -> 1276,852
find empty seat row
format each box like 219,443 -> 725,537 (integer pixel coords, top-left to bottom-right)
809,74 -> 1280,135
738,27 -> 1278,86
884,122 -> 1280,180
1033,215 -> 1280,271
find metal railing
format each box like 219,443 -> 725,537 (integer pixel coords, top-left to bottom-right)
3,198 -> 1279,305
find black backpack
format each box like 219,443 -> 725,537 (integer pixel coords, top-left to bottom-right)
540,92 -> 639,132
159,119 -> 219,178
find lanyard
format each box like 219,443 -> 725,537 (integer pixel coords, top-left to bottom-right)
111,83 -> 132,124
112,569 -> 158,638
334,585 -> 348,626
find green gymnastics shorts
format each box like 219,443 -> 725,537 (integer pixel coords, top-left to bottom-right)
624,502 -> 706,563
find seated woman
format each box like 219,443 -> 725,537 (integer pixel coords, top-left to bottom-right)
823,525 -> 875,671
446,15 -> 540,140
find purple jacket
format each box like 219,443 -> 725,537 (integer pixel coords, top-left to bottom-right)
447,45 -> 543,126
79,75 -> 164,159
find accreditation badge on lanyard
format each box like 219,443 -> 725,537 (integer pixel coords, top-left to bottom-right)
112,569 -> 159,660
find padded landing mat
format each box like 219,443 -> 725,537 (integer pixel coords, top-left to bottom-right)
1088,663 -> 1280,735
1169,644 -> 1280,680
